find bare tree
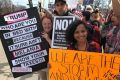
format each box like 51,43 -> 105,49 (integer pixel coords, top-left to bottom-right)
0,0 -> 26,15
14,5 -> 26,11
0,0 -> 13,15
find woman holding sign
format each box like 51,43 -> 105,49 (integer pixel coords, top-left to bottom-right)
41,15 -> 53,47
38,15 -> 53,80
66,20 -> 101,52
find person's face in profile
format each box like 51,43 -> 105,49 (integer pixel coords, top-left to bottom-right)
74,24 -> 88,43
42,18 -> 52,33
55,2 -> 67,15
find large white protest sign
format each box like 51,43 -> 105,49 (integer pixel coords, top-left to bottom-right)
13,33 -> 33,43
3,25 -> 37,39
0,18 -> 37,30
21,57 -> 45,67
51,16 -> 75,49
8,37 -> 41,51
12,50 -> 47,66
4,11 -> 28,24
13,44 -> 41,58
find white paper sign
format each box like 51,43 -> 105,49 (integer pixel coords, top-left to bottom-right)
9,37 -> 41,51
13,45 -> 41,58
3,25 -> 37,39
13,33 -> 33,43
0,18 -> 37,30
4,11 -> 28,23
12,50 -> 47,66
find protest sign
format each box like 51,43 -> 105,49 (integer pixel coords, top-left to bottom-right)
51,16 -> 75,49
0,7 -> 49,78
49,49 -> 120,80
83,0 -> 94,5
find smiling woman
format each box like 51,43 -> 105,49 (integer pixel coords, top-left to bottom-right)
66,20 -> 101,52
41,15 -> 53,47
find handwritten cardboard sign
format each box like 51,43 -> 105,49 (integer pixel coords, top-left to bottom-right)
49,49 -> 120,80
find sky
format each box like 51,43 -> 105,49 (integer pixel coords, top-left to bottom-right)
12,0 -> 40,8
11,0 -> 79,9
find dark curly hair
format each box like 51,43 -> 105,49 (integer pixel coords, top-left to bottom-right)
66,20 -> 90,45
82,11 -> 91,21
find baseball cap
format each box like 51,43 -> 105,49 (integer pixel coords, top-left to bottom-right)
54,0 -> 66,4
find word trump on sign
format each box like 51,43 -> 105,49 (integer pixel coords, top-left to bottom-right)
49,49 -> 120,80
4,11 -> 28,24
0,7 -> 49,78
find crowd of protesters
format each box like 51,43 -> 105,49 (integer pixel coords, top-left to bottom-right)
38,0 -> 120,80
40,0 -> 120,53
